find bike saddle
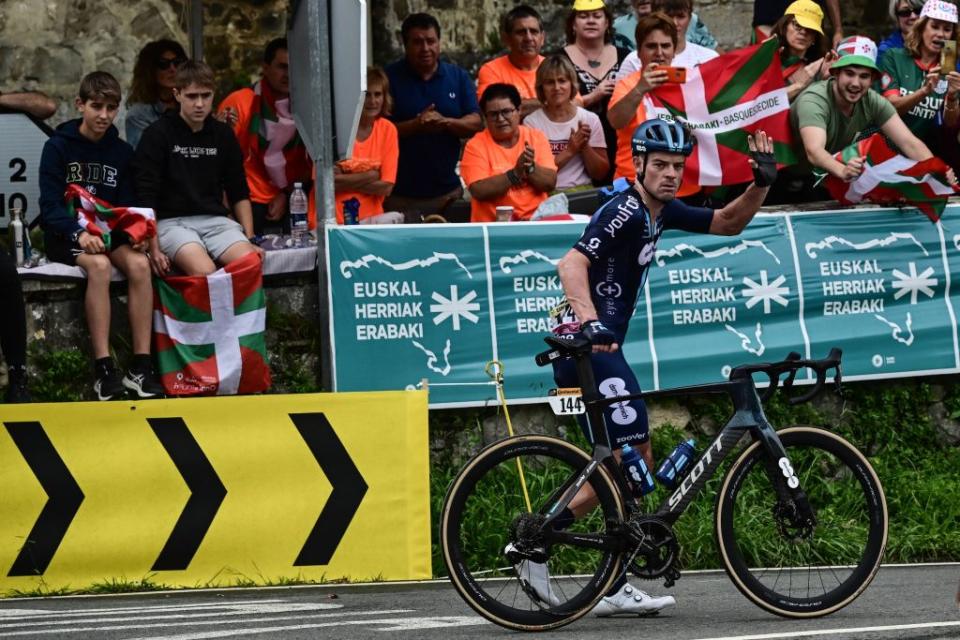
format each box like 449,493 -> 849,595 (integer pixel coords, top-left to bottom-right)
535,336 -> 592,366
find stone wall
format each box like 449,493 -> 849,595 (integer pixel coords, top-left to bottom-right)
0,0 -> 287,133
6,273 -> 321,399
372,0 -> 889,72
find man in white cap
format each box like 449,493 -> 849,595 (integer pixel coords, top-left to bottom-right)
878,0 -> 960,150
790,35 -> 944,185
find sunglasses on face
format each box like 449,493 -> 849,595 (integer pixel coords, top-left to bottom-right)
895,7 -> 920,17
156,57 -> 186,70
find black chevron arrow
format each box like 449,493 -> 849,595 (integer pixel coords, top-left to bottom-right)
5,421 -> 84,576
148,417 -> 226,571
290,412 -> 368,566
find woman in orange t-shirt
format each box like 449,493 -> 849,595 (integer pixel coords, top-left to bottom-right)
460,83 -> 558,222
334,67 -> 401,224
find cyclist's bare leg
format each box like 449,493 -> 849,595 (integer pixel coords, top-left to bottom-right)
568,441 -> 652,516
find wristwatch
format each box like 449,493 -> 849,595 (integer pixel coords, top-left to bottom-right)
70,229 -> 84,243
506,169 -> 522,186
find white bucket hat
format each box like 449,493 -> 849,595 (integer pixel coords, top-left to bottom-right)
920,0 -> 958,23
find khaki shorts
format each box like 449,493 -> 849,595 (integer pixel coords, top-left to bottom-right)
158,215 -> 248,260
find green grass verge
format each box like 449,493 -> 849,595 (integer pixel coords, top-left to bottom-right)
429,378 -> 960,578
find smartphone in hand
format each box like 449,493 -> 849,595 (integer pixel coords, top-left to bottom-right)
941,40 -> 957,74
661,66 -> 687,83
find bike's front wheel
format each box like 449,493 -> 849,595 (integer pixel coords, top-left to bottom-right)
715,426 -> 888,618
440,435 -> 624,631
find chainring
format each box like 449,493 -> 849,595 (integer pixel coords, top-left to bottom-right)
626,515 -> 680,581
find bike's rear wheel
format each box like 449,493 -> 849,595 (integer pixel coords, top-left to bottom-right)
716,427 -> 887,617
440,435 -> 624,631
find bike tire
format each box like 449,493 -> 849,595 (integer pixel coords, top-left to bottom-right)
715,426 -> 888,618
440,435 -> 624,631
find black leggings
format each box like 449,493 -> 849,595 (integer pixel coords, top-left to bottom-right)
0,249 -> 27,368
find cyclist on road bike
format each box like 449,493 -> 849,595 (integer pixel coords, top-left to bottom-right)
532,117 -> 777,616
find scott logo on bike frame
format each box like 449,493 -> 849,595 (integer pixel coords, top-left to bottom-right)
667,435 -> 724,511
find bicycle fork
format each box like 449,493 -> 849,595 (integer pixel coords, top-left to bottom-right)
753,424 -> 818,535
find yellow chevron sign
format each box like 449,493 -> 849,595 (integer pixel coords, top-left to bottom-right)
0,391 -> 430,593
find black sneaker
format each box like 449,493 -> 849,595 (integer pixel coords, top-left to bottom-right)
123,366 -> 165,399
94,360 -> 125,401
4,366 -> 31,403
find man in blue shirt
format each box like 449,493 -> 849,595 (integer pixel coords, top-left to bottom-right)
518,119 -> 776,617
384,13 -> 483,222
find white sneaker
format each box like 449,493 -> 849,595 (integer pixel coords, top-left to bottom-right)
515,559 -> 560,606
592,583 -> 675,617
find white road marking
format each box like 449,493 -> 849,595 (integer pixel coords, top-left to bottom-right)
1,602 -> 342,628
0,599 -> 303,619
130,615 -> 487,639
690,620 -> 960,640
0,609 -> 413,637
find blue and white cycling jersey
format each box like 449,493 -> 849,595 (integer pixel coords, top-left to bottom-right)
552,185 -> 714,447
570,185 -> 714,340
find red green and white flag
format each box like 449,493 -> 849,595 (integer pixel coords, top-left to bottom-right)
153,252 -> 271,396
824,133 -> 959,222
65,184 -> 156,248
646,37 -> 797,186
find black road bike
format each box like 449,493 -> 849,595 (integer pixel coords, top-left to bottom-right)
440,337 -> 888,631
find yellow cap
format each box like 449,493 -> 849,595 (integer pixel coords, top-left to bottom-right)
573,0 -> 606,11
785,0 -> 825,34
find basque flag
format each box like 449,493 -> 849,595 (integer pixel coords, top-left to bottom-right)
824,133 -> 959,222
647,38 -> 797,186
65,184 -> 157,248
153,251 -> 272,396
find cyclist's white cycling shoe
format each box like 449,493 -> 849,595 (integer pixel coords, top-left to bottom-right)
591,583 -> 675,616
514,558 -> 560,607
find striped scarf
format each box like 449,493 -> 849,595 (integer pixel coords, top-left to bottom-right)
248,79 -> 311,190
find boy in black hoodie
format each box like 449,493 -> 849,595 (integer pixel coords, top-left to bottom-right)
39,71 -> 164,401
135,60 -> 262,277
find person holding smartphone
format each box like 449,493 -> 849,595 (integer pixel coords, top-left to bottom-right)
616,0 -> 719,80
609,13 -> 698,192
878,0 -> 960,154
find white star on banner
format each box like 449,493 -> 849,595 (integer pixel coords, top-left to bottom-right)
741,271 -> 790,314
891,262 -> 937,305
430,285 -> 480,330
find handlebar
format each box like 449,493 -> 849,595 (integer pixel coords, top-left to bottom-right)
728,347 -> 843,404
535,336 -> 843,405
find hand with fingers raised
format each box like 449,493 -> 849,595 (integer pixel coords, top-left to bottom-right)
747,130 -> 777,188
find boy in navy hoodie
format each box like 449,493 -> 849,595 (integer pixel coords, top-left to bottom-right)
40,71 -> 164,401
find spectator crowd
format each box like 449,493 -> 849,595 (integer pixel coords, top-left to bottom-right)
2,0 -> 960,402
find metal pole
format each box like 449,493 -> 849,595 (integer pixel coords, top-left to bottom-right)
190,0 -> 204,60
310,0 -> 336,391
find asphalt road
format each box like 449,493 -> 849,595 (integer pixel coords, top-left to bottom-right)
0,564 -> 958,640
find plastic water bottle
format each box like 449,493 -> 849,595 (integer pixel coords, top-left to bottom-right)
289,182 -> 309,246
343,197 -> 360,226
655,439 -> 697,489
620,444 -> 655,496
8,208 -> 30,266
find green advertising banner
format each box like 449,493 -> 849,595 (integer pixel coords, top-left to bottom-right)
327,205 -> 960,407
